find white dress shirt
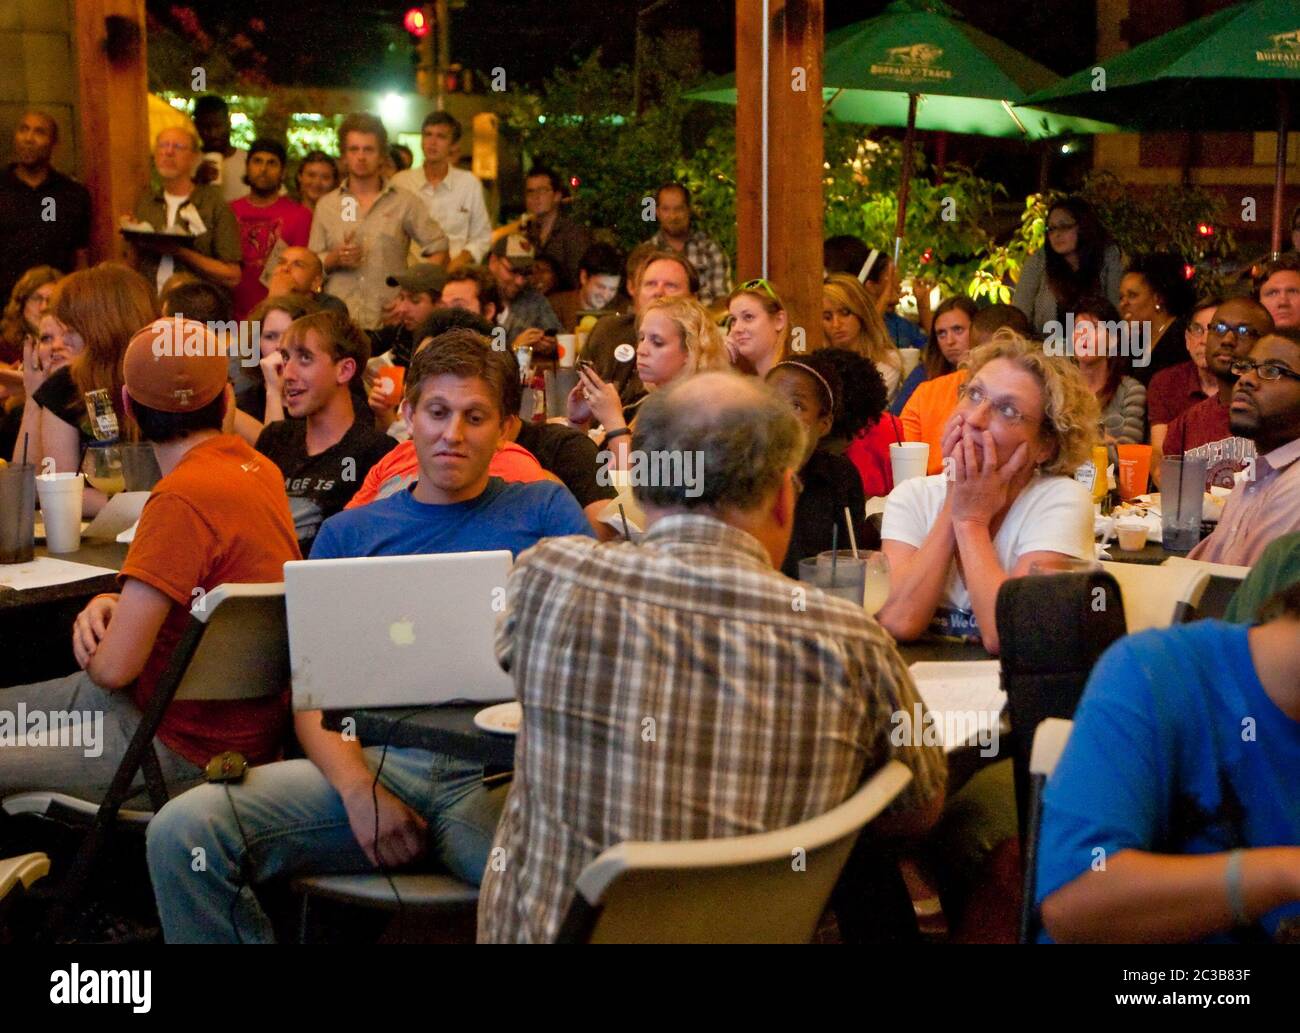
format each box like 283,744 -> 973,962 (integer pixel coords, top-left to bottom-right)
391,164 -> 492,262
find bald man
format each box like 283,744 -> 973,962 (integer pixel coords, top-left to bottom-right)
130,127 -> 241,297
264,245 -> 349,314
1,110 -> 91,302
478,371 -> 948,942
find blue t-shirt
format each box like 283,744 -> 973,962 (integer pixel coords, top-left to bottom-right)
889,362 -> 928,416
1036,620 -> 1300,943
884,311 -> 926,349
309,477 -> 594,560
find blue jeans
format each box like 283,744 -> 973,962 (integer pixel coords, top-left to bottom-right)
0,671 -> 203,803
146,745 -> 506,943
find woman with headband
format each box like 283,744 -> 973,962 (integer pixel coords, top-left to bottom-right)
766,353 -> 873,578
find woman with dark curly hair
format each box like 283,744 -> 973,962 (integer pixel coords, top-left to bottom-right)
1014,196 -> 1123,335
766,355 -> 874,576
1119,251 -> 1197,386
809,347 -> 904,498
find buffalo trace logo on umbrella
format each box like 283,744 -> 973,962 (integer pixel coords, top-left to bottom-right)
870,42 -> 954,83
1258,28 -> 1300,68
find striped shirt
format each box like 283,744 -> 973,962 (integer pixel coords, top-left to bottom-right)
477,513 -> 947,943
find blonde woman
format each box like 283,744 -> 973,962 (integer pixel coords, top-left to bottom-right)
576,295 -> 728,470
877,331 -> 1100,654
725,277 -> 788,377
822,272 -> 903,401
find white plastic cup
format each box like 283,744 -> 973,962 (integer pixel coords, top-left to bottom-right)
1115,518 -> 1147,552
556,334 -> 577,368
36,472 -> 84,554
898,347 -> 922,377
889,441 -> 930,485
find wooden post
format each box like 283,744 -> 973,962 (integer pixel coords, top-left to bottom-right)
74,0 -> 150,264
735,0 -> 824,349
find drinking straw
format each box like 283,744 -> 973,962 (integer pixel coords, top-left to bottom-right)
617,503 -> 631,542
844,507 -> 859,558
830,525 -> 839,586
16,434 -> 29,552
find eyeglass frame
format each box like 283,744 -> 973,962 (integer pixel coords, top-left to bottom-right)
1208,320 -> 1265,342
1230,358 -> 1300,383
955,381 -> 1041,427
1046,218 -> 1078,235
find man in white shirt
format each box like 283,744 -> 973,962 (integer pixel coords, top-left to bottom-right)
391,112 -> 492,267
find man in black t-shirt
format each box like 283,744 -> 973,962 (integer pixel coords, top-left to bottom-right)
0,111 -> 91,302
254,311 -> 394,552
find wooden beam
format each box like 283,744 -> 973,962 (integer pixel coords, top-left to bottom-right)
735,0 -> 824,352
74,0 -> 150,265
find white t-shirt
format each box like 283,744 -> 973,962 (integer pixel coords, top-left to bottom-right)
154,191 -> 191,293
881,472 -> 1093,632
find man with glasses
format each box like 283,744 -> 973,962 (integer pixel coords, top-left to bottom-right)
521,166 -> 591,292
486,233 -> 562,355
1162,297 -> 1274,487
130,127 -> 242,296
1189,329 -> 1300,565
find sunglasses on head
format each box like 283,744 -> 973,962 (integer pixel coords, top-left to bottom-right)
742,278 -> 779,303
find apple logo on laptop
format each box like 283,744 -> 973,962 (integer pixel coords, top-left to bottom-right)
389,618 -> 416,647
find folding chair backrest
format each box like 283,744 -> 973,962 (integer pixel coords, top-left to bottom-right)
173,583 -> 289,702
1020,718 -> 1074,943
996,571 -> 1125,840
1100,561 -> 1209,631
556,761 -> 913,944
1161,557 -> 1249,622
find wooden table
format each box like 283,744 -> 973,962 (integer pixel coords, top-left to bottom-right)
0,539 -> 128,687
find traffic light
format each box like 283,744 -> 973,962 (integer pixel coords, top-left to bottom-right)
403,7 -> 430,37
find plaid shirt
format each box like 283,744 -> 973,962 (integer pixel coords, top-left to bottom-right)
649,229 -> 732,305
477,514 -> 946,943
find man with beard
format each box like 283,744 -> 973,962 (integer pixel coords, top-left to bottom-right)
1189,329 -> 1300,566
231,138 -> 312,318
1162,297 -> 1274,488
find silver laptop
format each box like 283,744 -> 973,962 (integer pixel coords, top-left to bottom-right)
284,551 -> 515,711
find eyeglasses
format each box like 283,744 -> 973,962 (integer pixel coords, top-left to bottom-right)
1230,359 -> 1300,382
1186,321 -> 1208,337
742,278 -> 780,303
956,382 -> 1035,425
1046,219 -> 1078,234
1209,321 -> 1264,342
155,141 -> 193,154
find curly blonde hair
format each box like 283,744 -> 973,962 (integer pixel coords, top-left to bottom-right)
637,295 -> 729,379
963,330 -> 1099,477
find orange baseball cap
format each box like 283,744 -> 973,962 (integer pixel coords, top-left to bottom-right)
123,317 -> 229,413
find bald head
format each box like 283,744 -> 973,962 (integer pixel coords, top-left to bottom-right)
13,111 -> 58,169
268,246 -> 325,296
633,371 -> 805,513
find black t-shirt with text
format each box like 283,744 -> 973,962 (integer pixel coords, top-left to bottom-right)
254,417 -> 395,550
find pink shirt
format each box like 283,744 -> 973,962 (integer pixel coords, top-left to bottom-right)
1190,436 -> 1300,566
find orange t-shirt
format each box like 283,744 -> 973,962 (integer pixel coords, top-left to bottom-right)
345,438 -> 550,509
119,434 -> 301,767
900,369 -> 967,475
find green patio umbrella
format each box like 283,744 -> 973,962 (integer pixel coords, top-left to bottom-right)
687,0 -> 1119,262
1027,0 -> 1300,254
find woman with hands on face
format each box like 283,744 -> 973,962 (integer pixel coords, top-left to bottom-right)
568,295 -> 728,469
876,332 -> 1099,654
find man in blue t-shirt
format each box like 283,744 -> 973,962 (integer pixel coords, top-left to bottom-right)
1036,587 -> 1300,944
146,331 -> 593,942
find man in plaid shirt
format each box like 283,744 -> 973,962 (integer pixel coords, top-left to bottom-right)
645,182 -> 732,306
478,372 -> 947,943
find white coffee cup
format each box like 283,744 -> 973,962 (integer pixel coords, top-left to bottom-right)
556,334 -> 576,368
889,441 -> 929,485
899,347 -> 922,377
36,472 -> 85,554
1115,517 -> 1148,552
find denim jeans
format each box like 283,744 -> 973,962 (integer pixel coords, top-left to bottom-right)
0,671 -> 203,803
146,745 -> 507,943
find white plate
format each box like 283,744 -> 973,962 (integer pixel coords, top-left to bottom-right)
474,701 -> 522,736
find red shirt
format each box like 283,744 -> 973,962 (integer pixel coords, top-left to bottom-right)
1147,360 -> 1208,427
1163,394 -> 1230,456
119,435 -> 301,766
845,413 -> 905,498
230,196 -> 313,318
